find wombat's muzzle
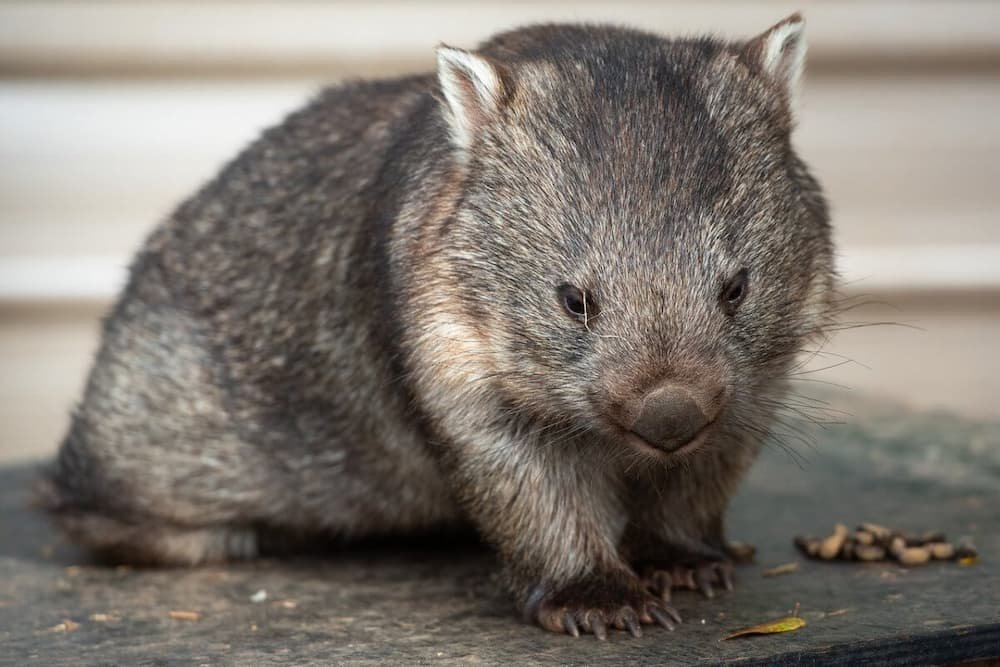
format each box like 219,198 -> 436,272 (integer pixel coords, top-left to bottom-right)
626,383 -> 724,453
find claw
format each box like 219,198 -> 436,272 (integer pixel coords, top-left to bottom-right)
563,612 -> 580,638
656,571 -> 674,601
695,568 -> 715,599
645,570 -> 673,602
590,616 -> 608,641
719,564 -> 734,592
623,609 -> 642,638
650,606 -> 676,631
665,604 -> 682,625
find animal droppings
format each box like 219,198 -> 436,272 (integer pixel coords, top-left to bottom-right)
794,523 -> 977,568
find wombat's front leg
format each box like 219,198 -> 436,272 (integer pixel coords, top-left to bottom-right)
618,447 -> 761,601
639,537 -> 757,601
626,529 -> 731,600
445,428 -> 679,639
625,511 -> 750,601
640,559 -> 735,601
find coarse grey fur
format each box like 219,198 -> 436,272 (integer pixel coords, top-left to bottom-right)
39,16 -> 835,637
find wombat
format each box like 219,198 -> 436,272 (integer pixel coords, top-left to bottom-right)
38,14 -> 834,639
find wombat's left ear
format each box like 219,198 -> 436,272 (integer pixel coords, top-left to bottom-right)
436,45 -> 511,152
740,13 -> 807,106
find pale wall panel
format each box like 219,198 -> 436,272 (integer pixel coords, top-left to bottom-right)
2,1 -> 999,75
0,80 -> 315,257
4,73 -> 1000,296
2,1 -> 1000,299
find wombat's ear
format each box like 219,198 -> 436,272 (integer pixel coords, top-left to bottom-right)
740,13 -> 807,107
436,45 -> 510,151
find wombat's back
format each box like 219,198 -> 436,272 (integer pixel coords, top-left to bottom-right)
38,74 -> 463,564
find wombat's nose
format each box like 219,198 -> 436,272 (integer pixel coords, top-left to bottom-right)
629,384 -> 715,453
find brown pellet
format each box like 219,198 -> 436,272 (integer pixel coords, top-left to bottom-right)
819,524 -> 848,560
900,531 -> 945,547
854,544 -> 887,561
889,536 -> 906,557
896,546 -> 931,566
928,542 -> 955,560
859,523 -> 892,541
794,536 -> 820,558
854,530 -> 875,546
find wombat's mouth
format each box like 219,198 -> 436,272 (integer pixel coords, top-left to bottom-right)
617,420 -> 717,460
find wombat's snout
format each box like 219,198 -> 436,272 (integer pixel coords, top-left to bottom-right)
622,383 -> 725,453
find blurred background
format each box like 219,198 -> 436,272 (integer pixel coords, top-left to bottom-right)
1,1 -> 998,464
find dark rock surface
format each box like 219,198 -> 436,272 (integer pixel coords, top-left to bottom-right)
2,394 -> 999,665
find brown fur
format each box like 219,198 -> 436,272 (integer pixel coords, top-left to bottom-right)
39,16 -> 835,637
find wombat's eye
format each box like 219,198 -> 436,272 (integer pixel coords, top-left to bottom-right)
557,283 -> 597,322
720,269 -> 749,315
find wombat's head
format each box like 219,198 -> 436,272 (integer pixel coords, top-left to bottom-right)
432,16 -> 834,459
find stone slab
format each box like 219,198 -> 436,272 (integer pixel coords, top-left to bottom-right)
2,394 -> 999,665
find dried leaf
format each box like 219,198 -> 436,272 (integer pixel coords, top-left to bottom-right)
957,556 -> 978,566
723,615 -> 806,640
168,610 -> 201,621
762,562 -> 799,578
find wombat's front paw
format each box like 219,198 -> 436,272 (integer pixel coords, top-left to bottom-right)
524,576 -> 682,640
641,560 -> 735,600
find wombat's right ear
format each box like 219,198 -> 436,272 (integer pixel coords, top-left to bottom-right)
436,45 -> 510,151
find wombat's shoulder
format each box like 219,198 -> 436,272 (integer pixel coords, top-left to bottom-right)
147,72 -> 443,297
175,73 -> 437,221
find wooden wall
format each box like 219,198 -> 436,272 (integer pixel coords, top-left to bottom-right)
1,1 -> 998,462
